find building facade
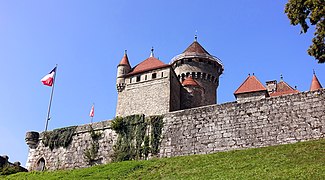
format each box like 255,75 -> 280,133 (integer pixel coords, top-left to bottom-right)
115,39 -> 224,117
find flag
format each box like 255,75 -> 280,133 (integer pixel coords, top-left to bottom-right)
89,105 -> 94,117
41,67 -> 56,86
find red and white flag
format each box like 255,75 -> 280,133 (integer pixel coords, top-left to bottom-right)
89,105 -> 94,117
41,67 -> 56,86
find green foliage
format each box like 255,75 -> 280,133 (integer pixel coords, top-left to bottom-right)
5,139 -> 325,179
0,164 -> 27,175
83,125 -> 102,165
42,126 -> 77,150
285,0 -> 325,63
111,115 -> 164,162
111,114 -> 147,162
148,116 -> 164,155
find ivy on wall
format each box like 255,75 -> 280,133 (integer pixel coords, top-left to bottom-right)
83,125 -> 102,165
110,114 -> 163,162
42,126 -> 77,150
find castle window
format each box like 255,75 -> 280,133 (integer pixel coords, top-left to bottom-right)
161,72 -> 164,77
181,73 -> 185,81
197,72 -> 201,78
130,78 -> 132,83
145,75 -> 147,80
207,74 -> 211,80
186,72 -> 190,77
188,58 -> 192,62
181,59 -> 184,64
202,73 -> 206,79
192,72 -> 196,78
136,75 -> 141,82
152,73 -> 157,79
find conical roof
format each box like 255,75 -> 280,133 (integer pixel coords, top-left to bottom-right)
118,51 -> 130,67
182,76 -> 200,86
183,41 -> 211,55
234,75 -> 267,95
310,74 -> 322,91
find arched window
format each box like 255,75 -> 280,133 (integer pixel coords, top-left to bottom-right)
191,72 -> 196,78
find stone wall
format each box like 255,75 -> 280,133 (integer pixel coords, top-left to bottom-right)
115,67 -> 172,116
26,121 -> 116,171
26,89 -> 325,171
159,89 -> 325,157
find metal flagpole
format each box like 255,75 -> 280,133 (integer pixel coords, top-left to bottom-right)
45,64 -> 58,132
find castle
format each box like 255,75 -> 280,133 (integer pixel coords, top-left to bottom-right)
116,37 -> 223,116
25,38 -> 324,171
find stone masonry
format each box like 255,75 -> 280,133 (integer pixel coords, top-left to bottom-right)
26,89 -> 325,171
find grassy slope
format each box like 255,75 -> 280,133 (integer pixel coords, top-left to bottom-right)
4,139 -> 325,180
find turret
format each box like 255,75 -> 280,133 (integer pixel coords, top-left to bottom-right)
171,37 -> 223,107
25,131 -> 40,149
116,50 -> 131,92
310,70 -> 322,91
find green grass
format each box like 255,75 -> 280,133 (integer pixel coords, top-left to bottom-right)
4,139 -> 325,179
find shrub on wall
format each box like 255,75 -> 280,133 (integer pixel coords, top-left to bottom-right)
111,114 -> 163,162
83,125 -> 102,165
42,126 -> 77,150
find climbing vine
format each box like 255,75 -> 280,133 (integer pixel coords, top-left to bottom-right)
83,125 -> 102,165
149,115 -> 164,155
110,114 -> 163,162
42,126 -> 77,150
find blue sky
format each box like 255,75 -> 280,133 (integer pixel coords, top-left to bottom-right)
0,1 -> 323,166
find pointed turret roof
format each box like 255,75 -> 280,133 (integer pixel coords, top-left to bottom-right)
310,73 -> 322,91
126,48 -> 169,76
234,75 -> 267,95
118,50 -> 131,67
182,76 -> 200,87
183,41 -> 211,55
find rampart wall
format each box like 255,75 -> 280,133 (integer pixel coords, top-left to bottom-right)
26,89 -> 325,171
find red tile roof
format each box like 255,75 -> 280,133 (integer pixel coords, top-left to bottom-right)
118,52 -> 131,66
310,74 -> 322,91
182,76 -> 200,86
234,75 -> 267,94
183,41 -> 210,55
127,57 -> 169,76
269,81 -> 299,97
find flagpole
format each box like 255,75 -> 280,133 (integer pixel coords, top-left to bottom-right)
45,64 -> 58,132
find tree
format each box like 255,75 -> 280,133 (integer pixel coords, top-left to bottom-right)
285,0 -> 325,63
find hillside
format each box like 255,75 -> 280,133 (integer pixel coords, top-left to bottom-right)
5,139 -> 325,179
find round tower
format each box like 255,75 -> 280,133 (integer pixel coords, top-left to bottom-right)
171,38 -> 223,107
116,50 -> 131,92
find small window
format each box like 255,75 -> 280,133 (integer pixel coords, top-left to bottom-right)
145,75 -> 147,80
186,72 -> 190,77
129,78 -> 132,83
188,58 -> 192,62
207,74 -> 211,80
152,73 -> 157,79
136,75 -> 141,82
202,73 -> 206,79
197,72 -> 201,78
191,72 -> 195,78
161,72 -> 164,77
181,59 -> 184,64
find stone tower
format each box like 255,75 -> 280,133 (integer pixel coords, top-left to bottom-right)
116,50 -> 131,92
170,38 -> 223,108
